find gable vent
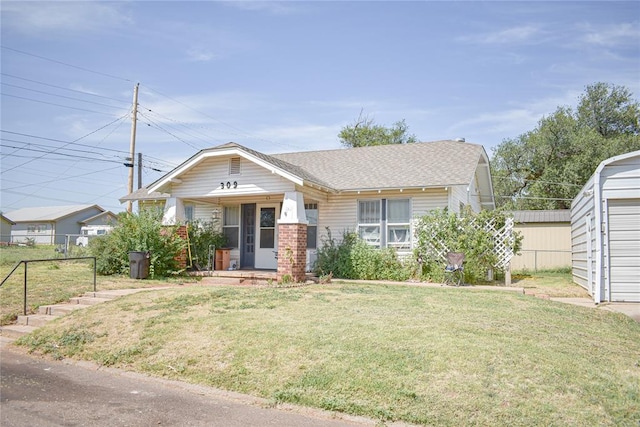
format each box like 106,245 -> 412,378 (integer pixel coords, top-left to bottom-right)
229,157 -> 241,175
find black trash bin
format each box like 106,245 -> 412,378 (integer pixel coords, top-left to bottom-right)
129,251 -> 150,279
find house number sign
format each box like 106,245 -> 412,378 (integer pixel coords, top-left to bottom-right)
220,181 -> 238,189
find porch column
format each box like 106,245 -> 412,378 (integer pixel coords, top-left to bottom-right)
277,192 -> 308,283
162,197 -> 185,225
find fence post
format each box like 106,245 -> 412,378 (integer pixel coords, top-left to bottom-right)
93,257 -> 97,292
23,261 -> 28,316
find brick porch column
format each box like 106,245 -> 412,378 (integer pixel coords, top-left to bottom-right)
174,225 -> 188,269
277,191 -> 308,283
277,223 -> 307,283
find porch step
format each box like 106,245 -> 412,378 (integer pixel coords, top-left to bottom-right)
17,314 -> 57,327
69,296 -> 113,305
0,324 -> 36,339
1,287 -> 172,342
38,304 -> 87,316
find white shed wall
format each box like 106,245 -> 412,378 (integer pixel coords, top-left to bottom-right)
571,151 -> 640,303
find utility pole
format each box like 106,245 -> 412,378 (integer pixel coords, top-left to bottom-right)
127,83 -> 139,213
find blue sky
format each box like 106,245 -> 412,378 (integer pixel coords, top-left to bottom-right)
1,1 -> 639,214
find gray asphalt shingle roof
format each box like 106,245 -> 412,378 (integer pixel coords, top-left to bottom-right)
5,205 -> 104,222
272,140 -> 485,191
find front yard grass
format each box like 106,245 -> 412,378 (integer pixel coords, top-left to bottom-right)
16,282 -> 640,426
0,245 -> 198,325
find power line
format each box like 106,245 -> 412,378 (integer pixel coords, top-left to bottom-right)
1,112 -> 130,173
1,92 -> 120,116
2,82 -> 126,110
1,45 -> 133,83
137,110 -> 203,151
1,130 -> 130,155
492,175 -> 583,188
1,73 -> 130,104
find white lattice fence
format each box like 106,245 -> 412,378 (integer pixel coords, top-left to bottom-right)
413,216 -> 515,269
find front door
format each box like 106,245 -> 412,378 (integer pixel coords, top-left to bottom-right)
255,204 -> 279,269
241,204 -> 256,269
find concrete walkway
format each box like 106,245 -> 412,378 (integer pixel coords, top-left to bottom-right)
550,297 -> 640,322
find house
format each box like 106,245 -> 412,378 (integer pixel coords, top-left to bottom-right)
510,210 -> 572,271
120,140 -> 495,280
571,150 -> 640,303
1,213 -> 15,244
5,205 -> 112,245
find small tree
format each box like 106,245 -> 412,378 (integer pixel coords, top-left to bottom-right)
90,209 -> 187,277
339,110 -> 417,148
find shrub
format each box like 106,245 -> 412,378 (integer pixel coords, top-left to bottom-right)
90,209 -> 187,277
187,220 -> 227,270
315,228 -> 412,281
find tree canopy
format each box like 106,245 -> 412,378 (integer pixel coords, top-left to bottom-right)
338,110 -> 417,148
491,82 -> 640,210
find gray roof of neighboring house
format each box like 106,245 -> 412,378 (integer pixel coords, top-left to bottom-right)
4,205 -> 104,222
79,211 -> 118,225
1,214 -> 15,225
511,210 -> 571,223
272,140 -> 487,191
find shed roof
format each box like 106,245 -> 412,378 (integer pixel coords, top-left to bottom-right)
5,205 -> 104,222
511,210 -> 571,223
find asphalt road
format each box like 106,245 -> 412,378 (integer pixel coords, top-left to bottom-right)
0,342 -> 369,427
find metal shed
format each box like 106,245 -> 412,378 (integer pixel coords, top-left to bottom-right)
571,150 -> 640,303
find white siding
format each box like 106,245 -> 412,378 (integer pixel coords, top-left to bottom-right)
316,189 -> 448,247
607,199 -> 640,302
171,157 -> 295,198
571,151 -> 640,303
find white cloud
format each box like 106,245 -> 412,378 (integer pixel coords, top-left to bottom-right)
185,47 -> 219,62
580,22 -> 640,47
458,25 -> 543,45
2,2 -> 132,35
223,1 -> 299,16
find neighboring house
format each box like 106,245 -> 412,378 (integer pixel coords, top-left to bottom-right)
121,140 -> 495,277
1,213 -> 15,244
78,211 -> 118,228
76,211 -> 119,246
571,150 -> 640,303
5,205 -> 109,245
510,210 -> 572,271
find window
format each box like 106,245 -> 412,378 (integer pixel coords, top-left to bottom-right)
358,200 -> 381,247
184,204 -> 195,222
357,199 -> 411,249
259,207 -> 276,248
27,224 -> 48,233
386,199 -> 411,250
222,206 -> 239,248
305,203 -> 318,249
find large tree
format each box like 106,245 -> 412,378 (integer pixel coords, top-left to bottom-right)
492,83 -> 640,210
338,110 -> 417,148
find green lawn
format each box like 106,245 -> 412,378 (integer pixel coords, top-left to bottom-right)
15,282 -> 640,426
